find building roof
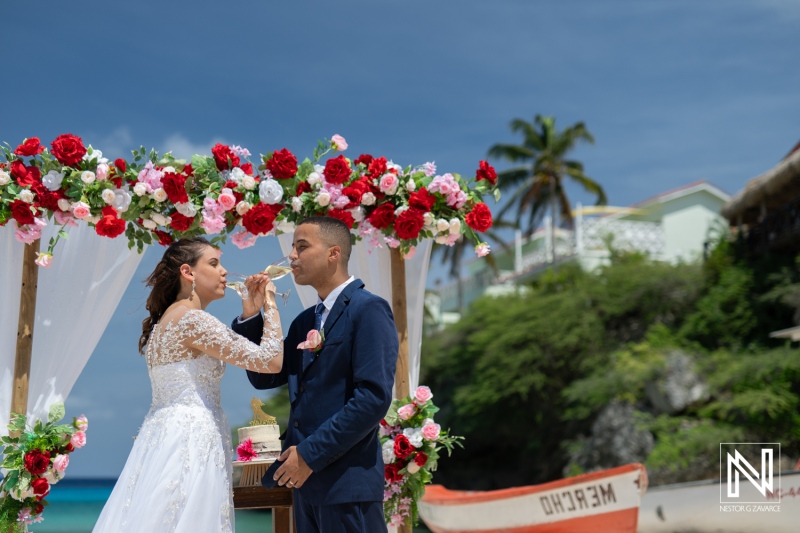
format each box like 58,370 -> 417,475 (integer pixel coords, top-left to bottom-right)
630,180 -> 731,208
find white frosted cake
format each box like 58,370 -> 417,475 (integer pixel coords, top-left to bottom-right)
238,424 -> 281,460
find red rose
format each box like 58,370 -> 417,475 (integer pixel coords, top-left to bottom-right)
10,200 -> 37,226
476,160 -> 498,186
409,187 -> 436,212
114,158 -> 127,172
354,154 -> 374,167
266,148 -> 298,180
384,463 -> 403,483
393,434 -> 415,460
23,450 -> 51,476
170,212 -> 195,232
111,176 -> 123,188
162,172 -> 189,204
414,452 -> 428,467
95,206 -> 127,238
31,477 -> 50,498
64,443 -> 74,453
242,203 -> 280,235
342,179 -> 369,208
183,164 -> 194,176
394,209 -> 425,240
366,203 -> 395,230
465,202 -> 493,232
367,156 -> 387,178
35,187 -> 65,212
327,209 -> 355,229
50,134 -> 87,167
154,230 -> 173,246
296,181 -> 311,195
14,137 -> 45,156
211,143 -> 240,171
323,155 -> 352,185
10,160 -> 41,187
34,503 -> 44,515
241,162 -> 254,176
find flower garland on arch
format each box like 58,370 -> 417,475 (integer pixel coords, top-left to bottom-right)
0,133 -> 499,266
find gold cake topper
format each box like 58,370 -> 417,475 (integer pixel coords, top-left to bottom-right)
249,397 -> 277,427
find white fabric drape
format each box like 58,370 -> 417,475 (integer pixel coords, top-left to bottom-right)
278,233 -> 432,394
0,224 -> 145,435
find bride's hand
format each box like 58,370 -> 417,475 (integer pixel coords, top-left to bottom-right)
242,274 -> 272,317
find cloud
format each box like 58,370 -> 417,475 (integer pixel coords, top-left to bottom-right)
161,133 -> 229,160
95,126 -> 135,159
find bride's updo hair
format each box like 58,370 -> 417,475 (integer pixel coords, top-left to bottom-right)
139,236 -> 211,353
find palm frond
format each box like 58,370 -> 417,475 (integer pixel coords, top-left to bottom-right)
564,169 -> 608,205
497,167 -> 533,190
487,143 -> 533,163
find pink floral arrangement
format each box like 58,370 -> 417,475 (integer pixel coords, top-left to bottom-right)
236,438 -> 258,462
1,134 -> 498,266
0,403 -> 88,531
380,386 -> 463,528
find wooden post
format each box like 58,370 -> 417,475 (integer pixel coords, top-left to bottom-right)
389,247 -> 412,533
390,247 -> 409,400
11,240 -> 40,419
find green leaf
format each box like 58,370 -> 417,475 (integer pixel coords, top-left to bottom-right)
48,402 -> 65,423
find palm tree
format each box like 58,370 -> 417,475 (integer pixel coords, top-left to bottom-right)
488,115 -> 607,263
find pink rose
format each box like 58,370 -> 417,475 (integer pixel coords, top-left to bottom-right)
203,197 -> 225,217
297,329 -> 323,350
75,414 -> 88,431
96,163 -> 109,181
217,189 -> 236,211
53,454 -> 69,473
414,386 -> 433,404
331,134 -> 348,151
72,202 -> 91,219
54,210 -> 78,227
397,404 -> 416,420
384,236 -> 400,249
70,431 -> 86,448
421,422 -> 440,441
35,252 -> 53,268
379,173 -> 399,195
201,213 -> 226,235
475,243 -> 490,257
231,231 -> 258,249
403,247 -> 416,260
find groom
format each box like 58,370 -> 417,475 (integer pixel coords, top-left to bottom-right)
232,216 -> 399,533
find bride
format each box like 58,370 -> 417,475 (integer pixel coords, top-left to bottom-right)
93,236 -> 282,533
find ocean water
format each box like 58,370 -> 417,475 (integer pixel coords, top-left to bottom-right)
28,479 -> 432,532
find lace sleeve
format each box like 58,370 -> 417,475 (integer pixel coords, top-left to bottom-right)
181,309 -> 283,373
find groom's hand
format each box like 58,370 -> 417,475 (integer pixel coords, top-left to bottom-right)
241,274 -> 272,319
274,446 -> 312,489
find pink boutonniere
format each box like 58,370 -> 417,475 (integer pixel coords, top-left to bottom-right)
297,329 -> 324,353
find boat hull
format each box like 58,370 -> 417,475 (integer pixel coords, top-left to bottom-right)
419,463 -> 646,533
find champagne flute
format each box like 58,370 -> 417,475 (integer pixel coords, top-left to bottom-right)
226,256 -> 293,305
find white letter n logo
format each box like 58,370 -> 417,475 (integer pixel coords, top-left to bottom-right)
727,449 -> 773,497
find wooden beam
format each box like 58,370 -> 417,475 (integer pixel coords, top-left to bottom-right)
390,247 -> 409,400
11,239 -> 40,419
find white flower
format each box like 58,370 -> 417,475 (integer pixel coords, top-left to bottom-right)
42,170 -> 65,191
101,189 -> 117,204
407,462 -> 421,474
236,201 -> 252,216
361,192 -> 376,206
291,197 -> 303,213
242,175 -> 257,190
151,213 -> 168,226
316,191 -> 331,207
406,179 -> 416,192
43,469 -> 60,485
153,188 -> 168,202
403,427 -> 424,448
163,166 -> 176,173
423,212 -> 435,228
89,215 -> 101,224
259,179 -> 284,205
313,164 -> 325,174
277,219 -> 296,233
449,218 -> 462,235
349,207 -> 365,222
176,202 -> 197,217
133,182 -> 149,197
229,167 -> 246,184
19,189 -> 35,204
387,160 -> 402,172
113,188 -> 132,212
82,147 -> 108,164
395,205 -> 409,217
0,169 -> 10,186
435,234 -> 449,244
80,171 -> 96,185
57,199 -> 72,212
307,172 -> 322,186
436,219 -> 450,232
141,218 -> 157,230
382,439 -> 396,464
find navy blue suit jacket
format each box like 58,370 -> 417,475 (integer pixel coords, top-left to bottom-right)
232,279 -> 398,505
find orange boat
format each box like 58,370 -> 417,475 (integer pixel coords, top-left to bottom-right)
418,463 -> 647,533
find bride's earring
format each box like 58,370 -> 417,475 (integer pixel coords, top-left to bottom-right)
190,279 -> 196,301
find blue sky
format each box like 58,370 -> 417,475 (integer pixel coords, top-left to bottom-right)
2,1 -> 798,477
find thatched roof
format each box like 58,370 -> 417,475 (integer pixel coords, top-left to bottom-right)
722,147 -> 800,224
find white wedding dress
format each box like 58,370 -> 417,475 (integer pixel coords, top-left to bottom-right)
93,307 -> 281,533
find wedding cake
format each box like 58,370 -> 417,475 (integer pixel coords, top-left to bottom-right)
237,398 -> 281,461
